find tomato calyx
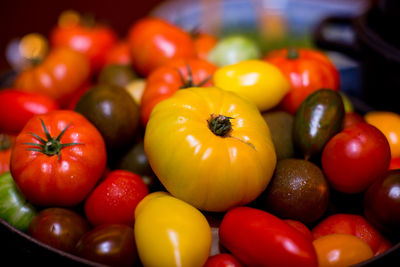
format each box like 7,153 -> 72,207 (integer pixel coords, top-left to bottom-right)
23,119 -> 82,160
176,65 -> 212,89
208,114 -> 233,137
287,47 -> 299,60
0,134 -> 13,151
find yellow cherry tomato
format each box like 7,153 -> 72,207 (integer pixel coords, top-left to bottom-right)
365,111 -> 400,158
144,87 -> 276,212
134,191 -> 212,267
213,59 -> 289,112
313,233 -> 374,267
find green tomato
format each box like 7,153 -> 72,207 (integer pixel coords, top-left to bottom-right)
0,171 -> 36,231
208,35 -> 261,67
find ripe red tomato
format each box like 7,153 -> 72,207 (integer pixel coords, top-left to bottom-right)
321,122 -> 391,193
219,206 -> 318,267
50,22 -> 117,73
84,169 -> 149,227
13,47 -> 90,107
389,157 -> 400,170
0,134 -> 15,175
311,213 -> 391,255
284,219 -> 313,241
127,17 -> 197,76
342,112 -> 365,129
193,32 -> 218,61
140,57 -> 217,125
0,89 -> 59,134
10,110 -> 107,206
105,40 -> 132,66
203,253 -> 243,267
264,48 -> 340,115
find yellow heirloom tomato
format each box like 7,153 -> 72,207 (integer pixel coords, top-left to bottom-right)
134,192 -> 212,267
213,59 -> 290,112
144,87 -> 277,212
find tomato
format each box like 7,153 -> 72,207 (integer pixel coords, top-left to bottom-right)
84,169 -> 149,227
0,134 -> 14,175
342,111 -> 365,129
203,253 -> 243,267
50,19 -> 117,73
364,169 -> 400,235
0,171 -> 36,231
105,40 -> 132,66
264,47 -> 340,115
10,110 -> 107,206
140,57 -> 217,125
321,122 -> 391,193
311,213 -> 391,255
365,111 -> 400,158
0,89 -> 59,134
312,233 -> 374,267
193,32 -> 218,61
28,208 -> 90,252
219,206 -> 318,267
389,157 -> 400,170
134,192 -> 212,267
144,87 -> 276,212
213,59 -> 290,112
127,17 -> 197,76
74,224 -> 137,267
13,47 -> 90,107
284,219 -> 313,241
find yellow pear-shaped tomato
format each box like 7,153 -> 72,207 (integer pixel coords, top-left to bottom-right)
144,87 -> 276,211
134,192 -> 212,267
213,59 -> 289,112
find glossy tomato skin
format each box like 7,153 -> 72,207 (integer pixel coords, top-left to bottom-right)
321,122 -> 391,193
28,208 -> 90,253
140,57 -> 217,125
74,224 -> 137,267
311,213 -> 391,255
84,169 -> 149,227
50,23 -> 117,73
219,206 -> 318,267
105,40 -> 132,66
264,48 -> 340,115
10,110 -> 107,206
0,89 -> 59,134
284,219 -> 313,241
14,47 -> 90,107
389,157 -> 400,170
364,169 -> 400,235
127,17 -> 197,76
203,253 -> 243,267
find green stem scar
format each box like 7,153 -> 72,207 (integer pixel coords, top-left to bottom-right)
176,64 -> 212,89
208,114 -> 233,137
23,119 -> 82,160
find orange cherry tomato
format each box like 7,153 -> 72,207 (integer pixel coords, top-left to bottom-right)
264,47 -> 340,114
313,234 -> 374,267
364,111 -> 400,158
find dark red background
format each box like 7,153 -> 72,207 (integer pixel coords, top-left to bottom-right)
0,0 -> 166,72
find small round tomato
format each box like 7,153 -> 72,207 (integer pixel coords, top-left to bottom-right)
342,111 -> 365,129
0,89 -> 59,134
105,40 -> 132,66
264,47 -> 340,115
28,208 -> 90,253
203,253 -> 243,267
84,169 -> 149,227
313,234 -> 374,267
192,32 -> 218,61
10,110 -> 107,206
321,122 -> 391,193
127,17 -> 197,76
284,219 -> 313,241
365,111 -> 400,158
74,224 -> 137,267
389,157 -> 400,170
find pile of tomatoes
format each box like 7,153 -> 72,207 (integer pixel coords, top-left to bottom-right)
1,10 -> 400,267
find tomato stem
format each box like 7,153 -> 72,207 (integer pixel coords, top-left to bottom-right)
208,114 -> 233,137
23,118 -> 82,160
287,47 -> 299,60
176,64 -> 212,89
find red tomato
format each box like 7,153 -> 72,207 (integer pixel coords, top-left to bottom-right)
13,47 -> 90,107
321,122 -> 391,193
284,219 -> 313,241
127,17 -> 197,76
342,112 -> 365,129
10,110 -> 107,206
193,32 -> 218,61
140,57 -> 217,125
203,253 -> 244,267
389,157 -> 400,170
105,40 -> 132,66
264,48 -> 340,115
0,133 -> 15,175
84,169 -> 149,227
50,22 -> 117,73
311,213 -> 391,255
0,89 -> 59,134
219,206 -> 318,267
